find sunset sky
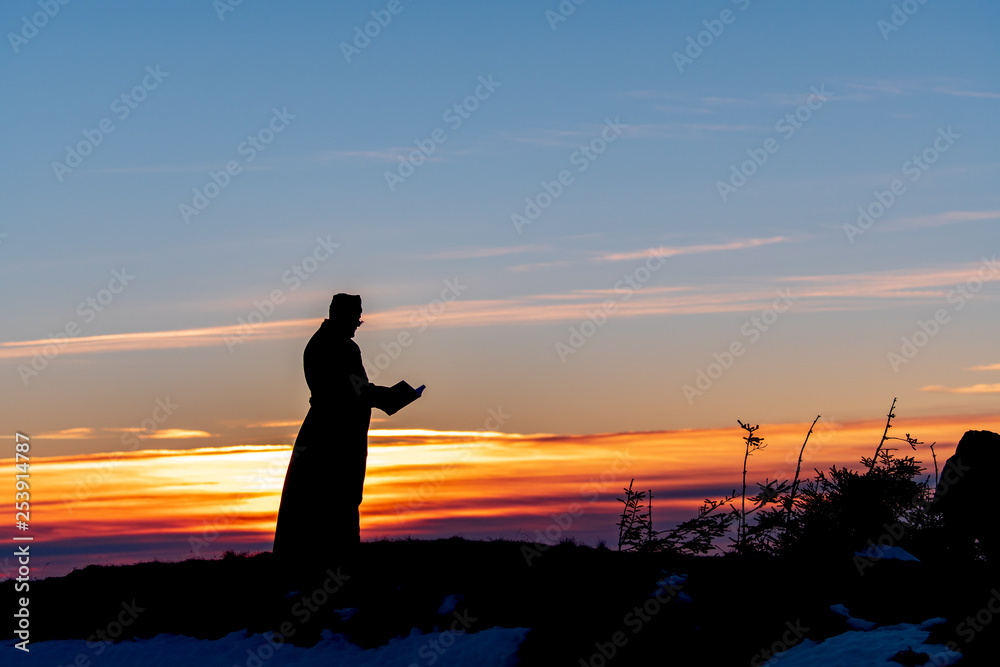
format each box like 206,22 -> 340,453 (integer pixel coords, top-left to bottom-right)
2,1 -> 998,575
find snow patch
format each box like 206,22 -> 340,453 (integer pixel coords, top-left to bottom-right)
656,572 -> 692,602
829,603 -> 877,631
853,545 -> 920,562
1,626 -> 529,666
777,617 -> 962,666
437,594 -> 463,615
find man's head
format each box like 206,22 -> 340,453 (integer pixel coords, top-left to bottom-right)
329,293 -> 363,337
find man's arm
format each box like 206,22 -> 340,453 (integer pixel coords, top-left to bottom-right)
350,374 -> 393,408
345,342 -> 394,410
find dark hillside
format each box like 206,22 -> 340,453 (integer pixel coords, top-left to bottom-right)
5,537 -> 999,665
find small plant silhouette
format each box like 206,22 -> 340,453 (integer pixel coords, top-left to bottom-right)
617,399 -> 944,559
616,479 -> 651,552
658,493 -> 738,555
736,420 -> 766,553
617,477 -> 738,555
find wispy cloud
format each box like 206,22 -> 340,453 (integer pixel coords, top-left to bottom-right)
845,80 -> 909,96
779,262 -> 1000,300
845,78 -> 1000,100
598,236 -> 791,261
933,87 -> 1000,99
96,163 -> 222,174
424,244 -> 544,260
620,89 -> 834,111
624,123 -> 768,139
881,210 -> 1000,232
313,149 -> 416,163
246,420 -> 302,429
508,260 -> 571,272
701,96 -> 753,106
684,123 -> 761,132
501,127 -> 604,148
0,319 -> 311,360
620,90 -> 755,106
620,89 -> 676,100
96,155 -> 296,174
921,384 -> 1000,394
3,261 -> 996,360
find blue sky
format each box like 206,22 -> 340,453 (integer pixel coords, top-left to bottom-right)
2,0 -> 999,455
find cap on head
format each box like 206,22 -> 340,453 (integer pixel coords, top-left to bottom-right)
329,293 -> 362,321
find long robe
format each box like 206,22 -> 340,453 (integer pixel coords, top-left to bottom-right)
272,319 -> 389,565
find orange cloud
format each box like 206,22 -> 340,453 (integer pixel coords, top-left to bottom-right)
137,429 -> 215,439
35,427 -> 214,440
967,363 -> 1000,371
921,384 -> 1000,394
34,427 -> 100,439
779,262 -> 1000,300
7,413 -> 986,578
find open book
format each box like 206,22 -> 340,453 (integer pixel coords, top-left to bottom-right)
379,381 -> 425,416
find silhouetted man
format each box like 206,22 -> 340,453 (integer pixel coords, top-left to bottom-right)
273,293 -> 405,569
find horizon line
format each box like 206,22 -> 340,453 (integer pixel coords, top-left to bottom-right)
5,410 -> 995,465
